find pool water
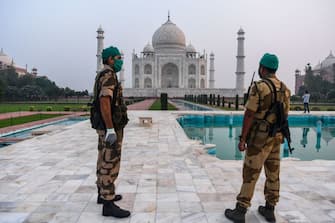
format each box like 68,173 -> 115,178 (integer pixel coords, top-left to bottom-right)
178,114 -> 335,161
172,99 -> 213,111
0,117 -> 88,148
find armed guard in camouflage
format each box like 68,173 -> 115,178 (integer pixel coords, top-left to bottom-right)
93,46 -> 130,218
225,53 -> 291,223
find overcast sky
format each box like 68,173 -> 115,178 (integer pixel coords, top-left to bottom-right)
1,0 -> 334,93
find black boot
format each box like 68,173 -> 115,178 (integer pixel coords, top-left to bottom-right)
97,194 -> 122,204
258,202 -> 276,222
224,203 -> 247,223
102,201 -> 130,218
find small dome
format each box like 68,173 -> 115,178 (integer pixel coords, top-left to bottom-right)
0,49 -> 13,65
238,27 -> 245,35
97,25 -> 103,32
152,18 -> 186,50
321,51 -> 335,68
186,43 -> 196,53
143,42 -> 154,53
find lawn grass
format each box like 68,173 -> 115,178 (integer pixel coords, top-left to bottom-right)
0,114 -> 65,128
0,103 -> 88,113
149,99 -> 178,110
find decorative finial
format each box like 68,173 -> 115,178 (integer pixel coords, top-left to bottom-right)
168,10 -> 170,21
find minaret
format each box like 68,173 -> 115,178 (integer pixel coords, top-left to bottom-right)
96,25 -> 104,73
235,27 -> 245,96
209,52 -> 215,88
120,51 -> 125,87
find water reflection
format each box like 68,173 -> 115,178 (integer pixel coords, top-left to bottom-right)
179,115 -> 335,160
300,128 -> 309,148
316,120 -> 322,152
283,138 -> 289,158
235,127 -> 243,160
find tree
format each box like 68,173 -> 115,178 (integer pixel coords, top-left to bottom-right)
327,90 -> 335,100
4,86 -> 20,101
0,79 -> 4,101
20,85 -> 45,101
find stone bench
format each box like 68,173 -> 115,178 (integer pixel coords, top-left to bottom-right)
139,117 -> 152,126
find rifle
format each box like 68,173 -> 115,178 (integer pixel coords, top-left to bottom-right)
281,120 -> 294,154
244,72 -> 256,105
264,78 -> 295,154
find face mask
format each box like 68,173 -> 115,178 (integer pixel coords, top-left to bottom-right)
113,59 -> 123,72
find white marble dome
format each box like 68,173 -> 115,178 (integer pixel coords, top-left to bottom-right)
186,43 -> 196,53
0,49 -> 12,65
152,19 -> 186,50
321,51 -> 335,68
143,42 -> 154,53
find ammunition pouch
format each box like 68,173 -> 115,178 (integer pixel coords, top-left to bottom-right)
112,103 -> 129,131
247,119 -> 271,149
89,101 -> 106,131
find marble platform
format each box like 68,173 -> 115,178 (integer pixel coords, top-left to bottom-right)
0,111 -> 334,223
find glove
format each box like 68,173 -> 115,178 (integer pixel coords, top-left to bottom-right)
105,128 -> 117,146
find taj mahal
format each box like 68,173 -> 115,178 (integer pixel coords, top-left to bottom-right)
96,15 -> 246,98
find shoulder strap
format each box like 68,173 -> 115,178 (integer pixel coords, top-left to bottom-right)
95,69 -> 111,102
111,79 -> 119,108
253,81 -> 262,112
262,78 -> 277,104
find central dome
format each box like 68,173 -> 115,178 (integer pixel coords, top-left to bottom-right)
152,18 -> 186,50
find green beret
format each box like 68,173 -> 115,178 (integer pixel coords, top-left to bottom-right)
102,46 -> 121,61
260,53 -> 279,70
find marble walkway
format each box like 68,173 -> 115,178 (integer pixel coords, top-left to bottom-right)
0,111 -> 334,223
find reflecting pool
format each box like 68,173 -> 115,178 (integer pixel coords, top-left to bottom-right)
178,114 -> 335,161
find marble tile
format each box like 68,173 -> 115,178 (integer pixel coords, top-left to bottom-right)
76,212 -> 104,223
49,212 -> 81,223
156,212 -> 181,223
0,212 -> 29,223
129,212 -> 155,223
178,192 -> 200,202
156,201 -> 180,213
157,193 -> 178,202
133,201 -> 156,213
278,210 -> 310,223
23,212 -> 56,223
180,202 -> 203,212
134,193 -> 156,202
181,212 -> 208,223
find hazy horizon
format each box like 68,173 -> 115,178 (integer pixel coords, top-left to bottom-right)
1,0 -> 334,94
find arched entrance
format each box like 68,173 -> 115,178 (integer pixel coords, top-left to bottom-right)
161,63 -> 179,88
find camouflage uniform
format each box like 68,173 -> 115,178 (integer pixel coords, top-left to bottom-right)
95,65 -> 125,201
237,76 -> 290,208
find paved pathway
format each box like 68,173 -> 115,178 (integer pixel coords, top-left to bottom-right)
0,111 -> 334,223
127,99 -> 156,110
0,112 -> 40,120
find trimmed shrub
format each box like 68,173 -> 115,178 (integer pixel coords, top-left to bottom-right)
81,106 -> 88,112
29,106 -> 35,111
64,106 -> 71,111
46,106 -> 52,111
327,108 -> 335,111
311,107 -> 320,111
161,93 -> 168,110
293,106 -> 302,111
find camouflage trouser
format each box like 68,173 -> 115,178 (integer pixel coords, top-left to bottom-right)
96,129 -> 123,201
237,133 -> 283,208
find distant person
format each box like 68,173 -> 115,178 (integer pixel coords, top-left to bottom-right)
93,46 -> 130,218
300,127 -> 309,148
225,53 -> 291,223
302,90 -> 310,113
